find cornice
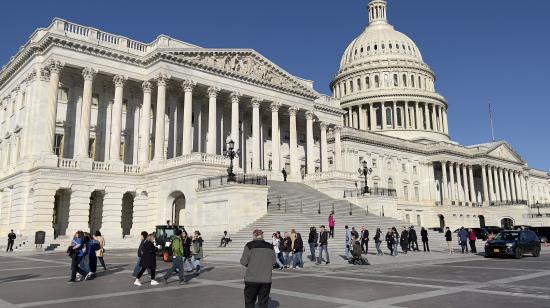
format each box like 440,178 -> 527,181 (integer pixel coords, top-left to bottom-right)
339,89 -> 448,107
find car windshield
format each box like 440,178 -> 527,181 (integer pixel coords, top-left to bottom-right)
494,232 -> 519,241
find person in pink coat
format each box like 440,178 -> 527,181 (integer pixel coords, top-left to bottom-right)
328,212 -> 335,238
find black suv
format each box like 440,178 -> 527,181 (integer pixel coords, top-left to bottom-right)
485,230 -> 541,259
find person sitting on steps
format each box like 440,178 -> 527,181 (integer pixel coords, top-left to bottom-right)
220,231 -> 232,247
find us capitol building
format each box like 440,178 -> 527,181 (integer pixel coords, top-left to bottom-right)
0,0 -> 548,246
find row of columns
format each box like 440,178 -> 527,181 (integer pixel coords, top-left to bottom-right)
344,101 -> 448,134
482,164 -> 526,204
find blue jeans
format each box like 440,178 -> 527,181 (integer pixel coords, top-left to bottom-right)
274,252 -> 284,268
345,243 -> 351,259
71,255 -> 88,281
132,257 -> 141,277
392,243 -> 399,256
317,245 -> 329,264
293,252 -> 303,268
282,252 -> 290,266
375,241 -> 383,255
191,256 -> 201,270
308,243 -> 316,261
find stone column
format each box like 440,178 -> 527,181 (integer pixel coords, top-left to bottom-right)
503,169 -> 510,202
414,102 -> 421,130
443,108 -> 449,134
251,98 -> 262,172
334,126 -> 342,171
449,162 -> 455,203
381,102 -> 387,130
138,81 -> 152,165
428,162 -> 435,201
441,161 -> 448,202
430,104 -> 437,131
481,165 -> 489,205
205,86 -> 220,155
455,163 -> 463,203
468,165 -> 476,204
514,172 -> 522,201
486,165 -> 494,203
439,107 -> 445,132
230,92 -> 241,167
423,103 -> 429,130
270,102 -> 281,172
358,105 -> 364,130
306,111 -> 315,174
109,75 -> 127,163
462,164 -> 469,203
493,167 -> 502,201
289,106 -> 299,176
348,108 -> 353,128
44,60 -> 64,156
101,189 -> 124,240
14,85 -> 24,131
498,167 -> 506,201
392,101 -> 398,129
508,170 -> 516,202
66,185 -> 92,235
369,103 -> 376,131
320,122 -> 328,172
153,73 -> 169,161
404,102 -> 409,129
130,191 -> 149,236
76,67 -> 98,159
181,80 -> 196,155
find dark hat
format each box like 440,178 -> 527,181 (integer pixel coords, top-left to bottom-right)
175,229 -> 183,236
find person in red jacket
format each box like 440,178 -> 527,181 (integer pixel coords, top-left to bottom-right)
468,228 -> 477,254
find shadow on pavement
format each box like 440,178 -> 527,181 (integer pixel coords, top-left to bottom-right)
0,274 -> 40,284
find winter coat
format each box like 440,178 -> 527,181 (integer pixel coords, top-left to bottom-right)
95,235 -> 105,257
308,230 -> 318,244
293,237 -> 304,253
409,229 -> 418,241
468,231 -> 477,241
192,238 -> 204,259
458,229 -> 469,241
182,237 -> 192,258
400,230 -> 409,245
328,215 -> 335,227
421,229 -> 429,241
445,230 -> 452,241
140,240 -> 157,269
319,231 -> 329,245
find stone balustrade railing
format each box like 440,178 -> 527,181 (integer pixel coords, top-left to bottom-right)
123,164 -> 141,174
92,161 -> 111,171
163,153 -> 230,168
57,158 -> 78,169
303,170 -> 358,182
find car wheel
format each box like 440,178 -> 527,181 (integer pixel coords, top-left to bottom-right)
533,247 -> 541,257
514,247 -> 523,259
484,253 -> 492,258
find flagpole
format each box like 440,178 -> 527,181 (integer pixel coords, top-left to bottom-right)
489,103 -> 495,141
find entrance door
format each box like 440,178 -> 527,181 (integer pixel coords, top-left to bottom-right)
438,215 -> 445,232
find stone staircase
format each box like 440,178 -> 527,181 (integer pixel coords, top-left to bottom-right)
202,181 -> 449,259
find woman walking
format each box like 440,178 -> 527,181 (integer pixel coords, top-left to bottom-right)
385,228 -> 393,256
400,227 -> 409,254
374,228 -> 383,256
134,234 -> 159,286
328,212 -> 335,238
445,227 -> 453,254
94,231 -> 107,271
307,226 -> 318,261
68,231 -> 89,283
271,233 -> 284,269
292,233 -> 304,269
468,228 -> 477,254
191,231 -> 203,275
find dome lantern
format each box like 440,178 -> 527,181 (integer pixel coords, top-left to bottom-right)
368,0 -> 388,25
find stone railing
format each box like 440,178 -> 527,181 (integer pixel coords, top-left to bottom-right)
123,164 -> 141,174
197,174 -> 268,191
57,158 -> 78,169
303,171 -> 358,182
163,153 -> 230,169
92,161 -> 111,171
343,187 -> 398,198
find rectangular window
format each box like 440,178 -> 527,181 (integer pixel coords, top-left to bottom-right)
413,166 -> 417,174
88,138 -> 96,159
365,76 -> 370,89
357,78 -> 362,91
53,134 -> 64,157
402,163 -> 406,172
372,158 -> 377,168
120,142 -> 125,161
329,157 -> 333,165
403,186 -> 409,200
415,186 -> 420,201
92,93 -> 99,106
393,74 -> 399,87
58,87 -> 69,102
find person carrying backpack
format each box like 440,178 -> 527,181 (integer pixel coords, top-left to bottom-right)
162,229 -> 188,284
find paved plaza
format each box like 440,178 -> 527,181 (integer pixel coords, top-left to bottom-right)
0,247 -> 549,308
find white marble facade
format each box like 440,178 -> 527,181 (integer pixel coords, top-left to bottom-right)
0,0 -> 549,241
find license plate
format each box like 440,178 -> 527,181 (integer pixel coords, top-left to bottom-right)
494,249 -> 500,253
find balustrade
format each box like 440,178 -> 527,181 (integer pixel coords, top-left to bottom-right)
57,158 -> 78,169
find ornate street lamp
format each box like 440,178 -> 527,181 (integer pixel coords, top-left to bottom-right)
224,139 -> 240,182
358,160 -> 373,195
536,201 -> 542,217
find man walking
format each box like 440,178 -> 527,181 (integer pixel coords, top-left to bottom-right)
132,231 -> 149,277
6,230 -> 16,252
468,228 -> 477,254
458,227 -> 469,253
240,229 -> 276,308
445,227 -> 453,254
163,229 -> 188,284
420,227 -> 429,252
344,225 -> 352,259
281,168 -> 287,182
409,226 -> 419,251
360,226 -> 369,254
316,225 -> 330,265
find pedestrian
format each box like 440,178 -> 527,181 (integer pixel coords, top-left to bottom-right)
400,227 -> 409,254
87,233 -> 99,278
307,226 -> 318,261
316,225 -> 330,265
420,227 -> 429,252
67,231 -> 89,283
162,228 -> 188,284
385,228 -> 393,256
78,233 -> 92,278
134,233 -> 159,286
271,233 -> 284,269
344,225 -> 352,259
468,228 -> 477,254
458,227 -> 469,253
282,232 -> 292,267
94,231 -> 107,271
6,230 -> 16,252
292,232 -> 304,269
181,230 -> 193,273
328,212 -> 335,238
392,227 -> 399,256
132,231 -> 148,277
360,226 -> 369,254
219,230 -> 231,247
240,229 -> 276,308
281,168 -> 287,182
374,228 -> 383,256
445,227 -> 453,254
409,226 -> 419,251
191,231 -> 203,275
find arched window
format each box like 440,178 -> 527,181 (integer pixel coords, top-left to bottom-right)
402,74 -> 407,87
382,44 -> 385,50
365,76 -> 370,89
396,108 -> 402,126
384,74 -> 390,87
343,83 -> 347,95
349,80 -> 353,93
393,74 -> 398,87
376,107 -> 382,127
367,45 -> 370,52
389,43 -> 393,49
360,47 -> 364,53
374,75 -> 380,88
374,44 -> 378,51
396,44 -> 400,50
411,75 -> 415,87
418,76 -> 422,88
388,178 -> 394,189
386,107 -> 393,126
357,78 -> 362,91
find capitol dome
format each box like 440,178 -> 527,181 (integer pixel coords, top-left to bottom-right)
332,0 -> 450,142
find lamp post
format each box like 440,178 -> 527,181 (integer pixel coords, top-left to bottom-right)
536,201 -> 542,217
223,139 -> 240,182
358,160 -> 373,195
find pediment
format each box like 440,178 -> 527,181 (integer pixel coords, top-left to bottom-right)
163,50 -> 318,99
487,144 -> 523,163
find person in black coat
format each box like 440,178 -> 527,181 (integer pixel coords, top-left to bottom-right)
420,227 -> 429,252
400,227 -> 409,254
134,234 -> 158,286
385,229 -> 393,256
7,230 -> 16,252
307,227 -> 318,261
408,226 -> 419,251
360,226 -> 369,254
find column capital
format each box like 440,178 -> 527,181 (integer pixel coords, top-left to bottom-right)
82,67 -> 98,81
38,66 -> 51,81
319,121 -> 328,129
49,59 -> 65,74
251,97 -> 263,108
305,110 -> 315,121
230,91 -> 241,103
333,125 -> 342,133
182,79 -> 197,92
207,86 -> 221,98
113,74 -> 127,87
141,80 -> 153,93
26,70 -> 37,83
270,102 -> 281,112
288,106 -> 299,116
155,73 -> 171,87
13,85 -> 21,94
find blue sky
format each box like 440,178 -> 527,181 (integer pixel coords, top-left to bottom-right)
1,0 -> 548,171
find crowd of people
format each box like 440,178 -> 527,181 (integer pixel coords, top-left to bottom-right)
67,230 -> 107,283
445,226 -> 478,254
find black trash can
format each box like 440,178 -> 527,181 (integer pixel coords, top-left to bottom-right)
35,231 -> 45,248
